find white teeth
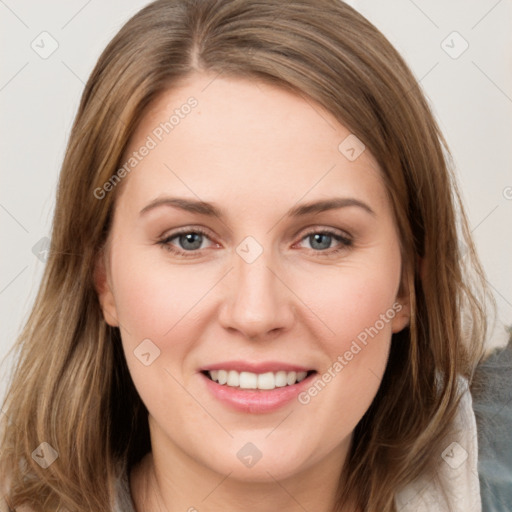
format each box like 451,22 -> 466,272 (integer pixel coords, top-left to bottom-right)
217,370 -> 228,385
239,371 -> 258,389
227,370 -> 239,387
275,371 -> 288,387
297,371 -> 307,382
257,372 -> 275,390
286,371 -> 297,385
206,369 -> 310,390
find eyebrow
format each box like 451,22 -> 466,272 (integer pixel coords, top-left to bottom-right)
139,196 -> 376,218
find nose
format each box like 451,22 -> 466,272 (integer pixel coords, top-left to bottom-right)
217,244 -> 296,341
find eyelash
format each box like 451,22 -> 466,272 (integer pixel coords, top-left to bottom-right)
157,226 -> 353,258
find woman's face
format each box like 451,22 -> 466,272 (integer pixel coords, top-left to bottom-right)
96,72 -> 410,482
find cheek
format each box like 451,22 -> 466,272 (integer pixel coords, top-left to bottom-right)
109,246 -> 212,415
110,245 -> 213,343
303,257 -> 401,354
108,245 -> 218,407
294,255 -> 401,434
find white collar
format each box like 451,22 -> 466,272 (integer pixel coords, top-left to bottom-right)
395,377 -> 481,511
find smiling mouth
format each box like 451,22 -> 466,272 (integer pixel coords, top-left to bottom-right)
201,369 -> 317,391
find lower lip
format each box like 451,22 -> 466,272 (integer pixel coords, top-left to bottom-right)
200,372 -> 316,413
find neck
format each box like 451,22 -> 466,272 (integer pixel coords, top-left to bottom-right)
129,422 -> 357,512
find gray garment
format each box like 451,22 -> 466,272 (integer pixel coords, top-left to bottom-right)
472,334 -> 512,512
114,468 -> 136,512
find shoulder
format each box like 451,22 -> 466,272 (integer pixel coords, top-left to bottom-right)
0,492 -> 36,512
0,476 -> 14,512
395,376 -> 481,512
0,490 -> 35,512
0,461 -> 136,512
112,460 -> 137,512
0,475 -> 43,512
471,334 -> 512,510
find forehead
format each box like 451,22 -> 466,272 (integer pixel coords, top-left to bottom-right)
115,73 -> 390,219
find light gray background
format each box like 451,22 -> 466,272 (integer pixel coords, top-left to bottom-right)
1,0 -> 511,401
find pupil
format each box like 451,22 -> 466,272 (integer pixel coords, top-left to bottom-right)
311,233 -> 330,250
181,233 -> 202,250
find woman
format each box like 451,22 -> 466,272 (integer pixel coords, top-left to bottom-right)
0,1 -> 496,511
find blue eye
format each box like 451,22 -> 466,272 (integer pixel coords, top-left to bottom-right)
172,232 -> 204,251
298,229 -> 353,255
158,227 -> 352,258
158,227 -> 213,257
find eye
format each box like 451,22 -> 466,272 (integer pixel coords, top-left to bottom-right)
158,227 -> 216,257
157,226 -> 353,258
295,228 -> 353,256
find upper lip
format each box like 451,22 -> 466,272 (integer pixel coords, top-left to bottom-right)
199,360 -> 315,373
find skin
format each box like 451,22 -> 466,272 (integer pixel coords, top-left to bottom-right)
95,72 -> 411,512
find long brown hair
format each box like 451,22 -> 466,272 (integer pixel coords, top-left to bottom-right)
0,1 -> 495,510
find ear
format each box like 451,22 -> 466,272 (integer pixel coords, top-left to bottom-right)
390,256 -> 420,334
93,248 -> 119,327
